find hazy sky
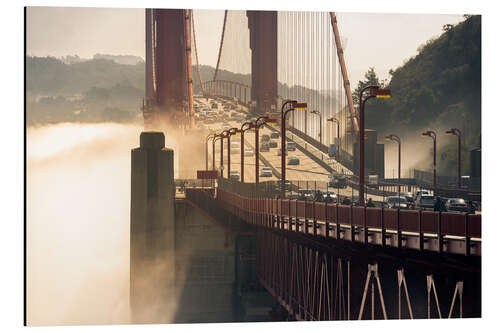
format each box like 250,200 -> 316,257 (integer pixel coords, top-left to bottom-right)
26,7 -> 464,85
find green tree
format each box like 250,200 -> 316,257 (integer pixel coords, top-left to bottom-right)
352,67 -> 384,104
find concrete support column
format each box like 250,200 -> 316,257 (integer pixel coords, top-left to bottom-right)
130,131 -> 175,323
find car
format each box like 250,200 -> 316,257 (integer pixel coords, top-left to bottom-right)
445,198 -> 468,212
230,146 -> 240,155
322,191 -> 338,202
277,149 -> 288,156
386,196 -> 409,209
244,148 -> 254,156
260,167 -> 273,177
229,170 -> 240,181
415,195 -> 435,210
270,132 -> 280,139
261,134 -> 270,142
413,190 -> 430,201
297,189 -> 314,201
269,140 -> 278,148
400,192 -> 415,208
287,142 -> 296,151
279,180 -> 292,191
287,156 -> 300,165
211,103 -> 218,109
328,174 -> 347,189
260,143 -> 270,152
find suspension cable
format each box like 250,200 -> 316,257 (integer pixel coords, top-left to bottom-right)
191,9 -> 204,92
214,10 -> 228,81
329,12 -> 358,134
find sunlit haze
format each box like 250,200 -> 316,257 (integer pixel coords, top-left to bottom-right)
26,7 -> 464,85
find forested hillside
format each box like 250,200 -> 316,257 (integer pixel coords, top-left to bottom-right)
354,15 -> 481,175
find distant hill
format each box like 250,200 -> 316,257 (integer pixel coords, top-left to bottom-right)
26,56 -> 145,96
366,15 -> 481,141
93,53 -> 144,66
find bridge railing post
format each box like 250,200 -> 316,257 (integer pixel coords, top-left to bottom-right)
381,206 -> 386,247
438,212 -> 443,253
324,202 -> 329,238
350,204 -> 354,242
313,201 -> 317,236
418,210 -> 424,251
335,204 -> 341,240
465,213 -> 471,256
397,208 -> 402,248
363,205 -> 368,244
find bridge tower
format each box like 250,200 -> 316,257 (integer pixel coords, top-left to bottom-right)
247,11 -> 278,115
144,9 -> 194,130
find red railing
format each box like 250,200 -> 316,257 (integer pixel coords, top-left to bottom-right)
215,188 -> 481,256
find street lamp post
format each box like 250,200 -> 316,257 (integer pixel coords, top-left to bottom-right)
281,100 -> 308,197
327,117 -> 341,161
220,130 -> 229,177
227,128 -> 240,179
385,134 -> 401,202
205,133 -> 216,170
422,131 -> 437,192
252,116 -> 276,184
227,128 -> 234,179
311,110 -> 322,144
213,135 -> 222,174
240,121 -> 254,183
446,128 -> 462,188
358,86 -> 391,205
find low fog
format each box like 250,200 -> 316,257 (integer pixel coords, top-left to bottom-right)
382,123 -> 459,179
26,122 -> 192,325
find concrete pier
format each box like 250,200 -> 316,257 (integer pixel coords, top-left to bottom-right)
130,131 -> 175,323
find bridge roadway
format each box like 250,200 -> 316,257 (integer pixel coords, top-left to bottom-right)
196,96 -> 380,201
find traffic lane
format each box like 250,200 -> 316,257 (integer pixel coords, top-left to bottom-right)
257,125 -> 384,201
206,105 -> 382,202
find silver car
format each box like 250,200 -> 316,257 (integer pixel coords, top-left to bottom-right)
260,167 -> 273,177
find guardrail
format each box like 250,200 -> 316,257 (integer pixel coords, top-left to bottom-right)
213,188 -> 481,257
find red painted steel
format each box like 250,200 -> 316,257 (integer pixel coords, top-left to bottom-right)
247,11 -> 278,113
352,207 -> 365,227
155,9 -> 188,123
468,214 -> 481,238
297,201 -> 306,219
337,206 -> 351,225
327,204 -> 338,224
305,202 -> 315,220
399,210 -> 420,232
383,209 -> 399,230
366,208 -> 382,228
421,210 -> 439,234
442,213 -> 466,236
213,189 -> 481,254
